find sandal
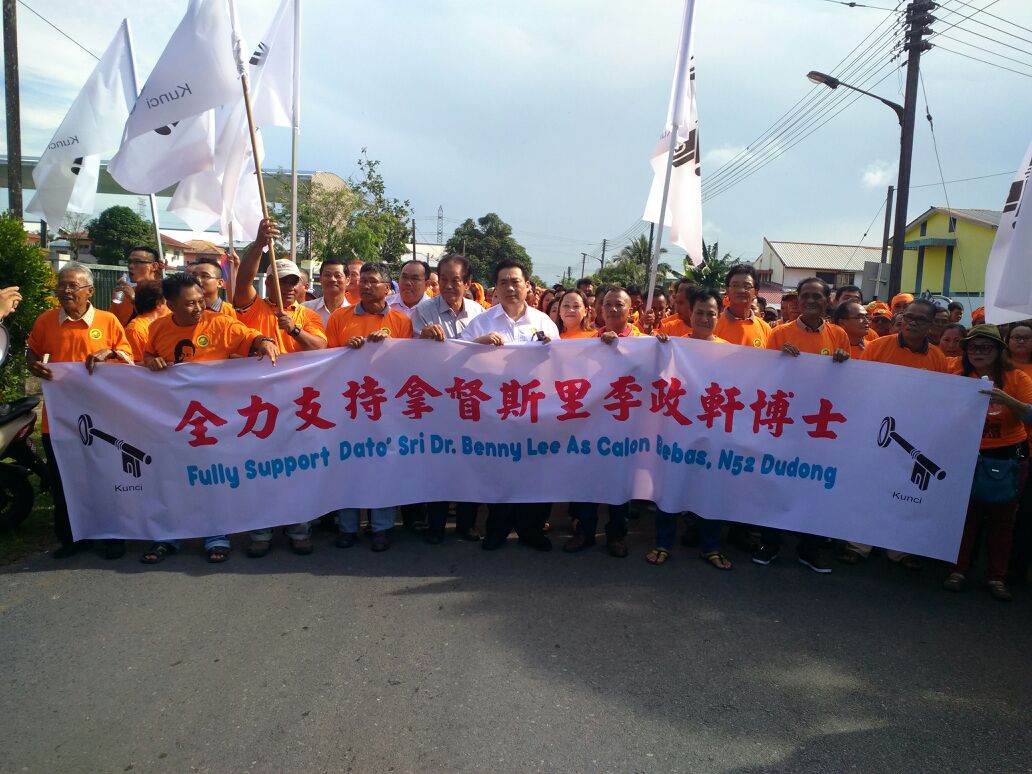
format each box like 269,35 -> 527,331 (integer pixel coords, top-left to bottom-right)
645,548 -> 670,565
140,542 -> 176,564
700,551 -> 733,571
943,572 -> 965,592
206,546 -> 230,563
988,580 -> 1013,601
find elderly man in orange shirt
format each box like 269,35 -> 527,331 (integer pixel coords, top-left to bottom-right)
714,265 -> 771,348
27,262 -> 133,560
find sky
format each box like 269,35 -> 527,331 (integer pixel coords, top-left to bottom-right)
4,0 -> 1032,283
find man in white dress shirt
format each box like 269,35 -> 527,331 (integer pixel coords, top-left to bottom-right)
460,259 -> 558,551
302,257 -> 351,325
386,260 -> 429,319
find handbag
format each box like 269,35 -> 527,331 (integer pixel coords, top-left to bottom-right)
971,453 -> 1021,505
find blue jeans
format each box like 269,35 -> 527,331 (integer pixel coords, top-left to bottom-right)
337,507 -> 395,534
249,522 -> 311,542
157,535 -> 230,551
656,511 -> 722,552
571,502 -> 628,539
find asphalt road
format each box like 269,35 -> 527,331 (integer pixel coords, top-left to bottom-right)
1,515 -> 1031,773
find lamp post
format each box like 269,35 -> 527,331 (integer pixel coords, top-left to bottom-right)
807,69 -> 914,298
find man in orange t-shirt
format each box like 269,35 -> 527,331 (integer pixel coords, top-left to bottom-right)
860,299 -> 950,373
656,282 -> 693,338
326,262 -> 411,553
831,300 -> 870,360
186,257 -> 237,318
124,281 -> 167,363
139,274 -> 278,565
756,277 -> 849,575
326,263 -> 413,348
714,265 -> 771,348
27,262 -> 133,560
766,278 -> 850,361
109,245 -> 165,326
232,219 -> 326,356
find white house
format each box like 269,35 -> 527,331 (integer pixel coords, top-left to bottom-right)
753,239 -> 883,291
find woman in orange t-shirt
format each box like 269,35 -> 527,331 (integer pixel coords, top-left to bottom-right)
946,325 -> 1032,600
648,288 -> 732,570
1007,322 -> 1032,379
557,289 -> 595,339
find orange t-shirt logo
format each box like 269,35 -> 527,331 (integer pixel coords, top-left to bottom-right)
89,328 -> 102,340
197,335 -> 210,348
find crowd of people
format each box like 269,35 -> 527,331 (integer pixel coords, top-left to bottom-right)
13,218 -> 1032,602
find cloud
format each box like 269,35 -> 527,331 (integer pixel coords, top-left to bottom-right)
862,160 -> 896,189
703,144 -> 745,169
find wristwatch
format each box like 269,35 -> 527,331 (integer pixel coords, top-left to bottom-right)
289,324 -> 302,337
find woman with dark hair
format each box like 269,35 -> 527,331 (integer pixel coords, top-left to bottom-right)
1007,322 -> 1032,378
538,288 -> 556,314
557,289 -> 594,339
945,325 -> 1032,600
939,322 -> 965,359
647,288 -> 732,570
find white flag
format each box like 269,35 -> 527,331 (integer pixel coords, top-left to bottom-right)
25,21 -> 135,228
108,0 -> 240,194
642,0 -> 702,266
169,0 -> 300,240
985,140 -> 1032,324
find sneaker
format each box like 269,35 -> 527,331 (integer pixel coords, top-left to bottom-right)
798,550 -> 832,574
988,581 -> 1012,601
943,572 -> 965,591
752,544 -> 779,566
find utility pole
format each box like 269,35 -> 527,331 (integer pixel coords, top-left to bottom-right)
3,0 -> 22,219
600,238 -> 607,269
888,0 -> 934,298
876,184 -> 895,300
436,205 -> 443,245
647,222 -> 655,258
580,252 -> 587,279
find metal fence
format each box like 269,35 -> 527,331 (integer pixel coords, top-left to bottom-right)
77,264 -> 282,310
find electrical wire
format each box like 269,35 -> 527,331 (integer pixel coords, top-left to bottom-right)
934,44 -> 1032,77
934,0 -> 1032,46
16,0 -> 100,60
846,197 -> 888,263
815,0 -> 899,10
943,0 -> 1032,35
936,32 -> 1032,68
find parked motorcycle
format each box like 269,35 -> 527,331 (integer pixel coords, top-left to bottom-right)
0,324 -> 49,531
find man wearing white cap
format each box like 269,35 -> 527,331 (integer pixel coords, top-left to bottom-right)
233,219 -> 328,558
234,219 -> 327,355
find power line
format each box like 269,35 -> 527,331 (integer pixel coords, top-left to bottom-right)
816,0 -> 899,9
934,43 -> 1032,77
929,0 -> 1004,40
909,169 -> 1014,187
934,18 -> 1032,58
847,197 -> 888,262
934,0 -> 1032,45
17,0 -> 99,60
702,3 -> 904,186
936,32 -> 1032,68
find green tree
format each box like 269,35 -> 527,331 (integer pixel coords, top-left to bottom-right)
348,149 -> 413,268
444,213 -> 533,283
0,214 -> 56,399
86,206 -> 155,266
684,240 -> 736,288
594,235 -> 671,289
270,173 -> 361,263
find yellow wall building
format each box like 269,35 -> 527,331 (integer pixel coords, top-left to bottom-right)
898,207 -> 999,298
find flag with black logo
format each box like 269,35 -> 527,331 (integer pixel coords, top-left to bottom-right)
169,0 -> 300,240
25,20 -> 134,228
642,0 -> 702,265
109,0 -> 240,193
985,140 -> 1032,324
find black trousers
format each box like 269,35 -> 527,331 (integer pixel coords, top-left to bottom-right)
427,501 -> 478,535
42,434 -> 73,546
485,503 -> 549,540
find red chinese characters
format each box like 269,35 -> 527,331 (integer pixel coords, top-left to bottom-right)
750,389 -> 795,438
294,386 -> 336,431
445,377 -> 491,421
237,394 -> 279,439
342,376 -> 388,421
395,375 -> 443,420
175,400 -> 229,447
697,382 -> 744,432
802,398 -> 847,439
650,377 -> 692,426
497,379 -> 545,423
603,375 -> 642,422
555,378 -> 591,421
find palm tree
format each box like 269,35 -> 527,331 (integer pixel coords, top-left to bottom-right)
599,235 -> 672,289
684,240 -> 737,288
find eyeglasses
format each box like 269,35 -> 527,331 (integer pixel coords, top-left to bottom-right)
358,278 -> 386,287
189,272 -> 219,281
967,343 -> 999,354
728,283 -> 754,291
55,282 -> 92,291
1009,335 -> 1032,343
903,313 -> 932,324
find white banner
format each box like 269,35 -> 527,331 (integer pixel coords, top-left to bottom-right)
43,339 -> 986,561
985,139 -> 1032,324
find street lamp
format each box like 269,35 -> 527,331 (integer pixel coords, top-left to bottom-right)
807,69 -> 914,299
806,71 -> 904,125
